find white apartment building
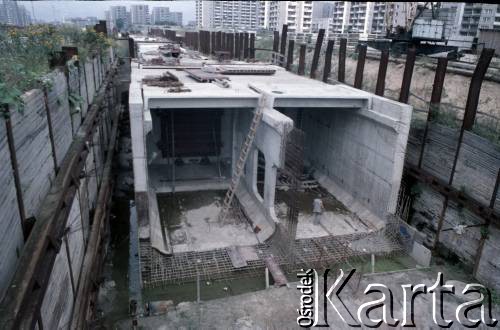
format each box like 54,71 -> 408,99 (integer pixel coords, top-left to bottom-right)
267,1 -> 314,34
312,2 -> 417,37
441,2 -> 498,37
107,5 -> 129,32
131,4 -> 149,25
0,0 -> 31,26
195,0 -> 259,30
151,7 -> 170,25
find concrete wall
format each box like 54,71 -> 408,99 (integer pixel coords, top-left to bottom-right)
300,99 -> 411,222
0,51 -> 113,303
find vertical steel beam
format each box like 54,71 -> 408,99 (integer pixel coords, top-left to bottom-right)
286,39 -> 295,71
250,33 -> 255,59
338,38 -> 347,83
399,47 -> 417,103
3,105 -> 28,238
354,44 -> 367,89
298,44 -> 306,76
280,24 -> 288,66
244,32 -> 249,59
211,31 -> 216,54
43,87 -> 59,172
322,40 -> 334,83
418,57 -> 448,168
375,49 -> 389,96
310,29 -> 325,79
462,48 -> 495,130
273,30 -> 280,64
235,33 -> 240,59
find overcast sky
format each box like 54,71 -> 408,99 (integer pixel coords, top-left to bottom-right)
18,1 -> 196,24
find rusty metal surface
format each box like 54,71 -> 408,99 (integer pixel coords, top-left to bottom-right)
399,47 -> 416,103
338,38 -> 347,83
298,44 -> 306,76
310,29 -> 325,79
323,40 -> 334,83
354,44 -> 367,89
286,39 -> 294,71
375,49 -> 389,96
418,57 -> 448,168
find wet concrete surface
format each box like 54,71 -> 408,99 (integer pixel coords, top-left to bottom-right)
157,191 -> 259,253
275,187 -> 373,239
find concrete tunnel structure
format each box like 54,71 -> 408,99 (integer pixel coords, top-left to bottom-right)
129,40 -> 412,259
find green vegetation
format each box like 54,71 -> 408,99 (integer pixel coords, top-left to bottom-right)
0,24 -> 112,112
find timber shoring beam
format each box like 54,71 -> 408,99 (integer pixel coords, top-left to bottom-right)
405,164 -> 500,225
71,104 -> 120,329
0,61 -> 119,330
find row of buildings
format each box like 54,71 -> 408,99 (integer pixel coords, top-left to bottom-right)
0,0 -> 32,27
195,1 -> 500,39
105,5 -> 183,33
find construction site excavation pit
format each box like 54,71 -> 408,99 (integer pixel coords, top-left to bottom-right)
129,40 -> 413,298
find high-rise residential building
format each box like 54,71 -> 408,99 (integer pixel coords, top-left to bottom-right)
131,4 -> 149,25
195,0 -> 260,30
312,2 -> 418,37
108,5 -> 129,32
267,1 -> 314,34
168,12 -> 183,26
312,1 -> 334,20
0,0 -> 31,26
151,7 -> 170,25
441,2 -> 498,37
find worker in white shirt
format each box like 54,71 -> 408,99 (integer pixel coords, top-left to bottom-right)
312,195 -> 324,225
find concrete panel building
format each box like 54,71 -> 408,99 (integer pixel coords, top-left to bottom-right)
131,4 -> 150,25
0,0 -> 31,26
440,3 -> 499,37
195,0 -> 260,30
267,1 -> 314,34
151,7 -> 170,25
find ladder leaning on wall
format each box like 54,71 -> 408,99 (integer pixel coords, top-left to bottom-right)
218,94 -> 269,223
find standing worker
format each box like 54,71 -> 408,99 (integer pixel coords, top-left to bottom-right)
312,195 -> 324,225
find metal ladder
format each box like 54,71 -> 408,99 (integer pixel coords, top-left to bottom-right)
219,94 -> 269,223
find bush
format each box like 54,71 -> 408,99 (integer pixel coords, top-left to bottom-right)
0,24 -> 112,111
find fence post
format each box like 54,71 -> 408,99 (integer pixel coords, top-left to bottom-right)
354,44 -> 367,89
322,40 -> 334,83
338,38 -> 346,83
310,29 -> 325,79
399,47 -> 416,103
375,49 -> 389,96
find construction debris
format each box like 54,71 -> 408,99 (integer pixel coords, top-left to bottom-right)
142,72 -> 184,88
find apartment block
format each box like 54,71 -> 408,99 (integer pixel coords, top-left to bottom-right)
0,0 -> 31,26
131,4 -> 150,25
267,1 -> 314,34
195,0 -> 259,30
151,7 -> 170,25
312,2 -> 417,37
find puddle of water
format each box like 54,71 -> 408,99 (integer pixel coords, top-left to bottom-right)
143,275 -> 266,304
275,188 -> 350,215
157,190 -> 225,229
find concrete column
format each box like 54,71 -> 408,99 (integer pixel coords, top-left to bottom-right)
263,162 -> 277,210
